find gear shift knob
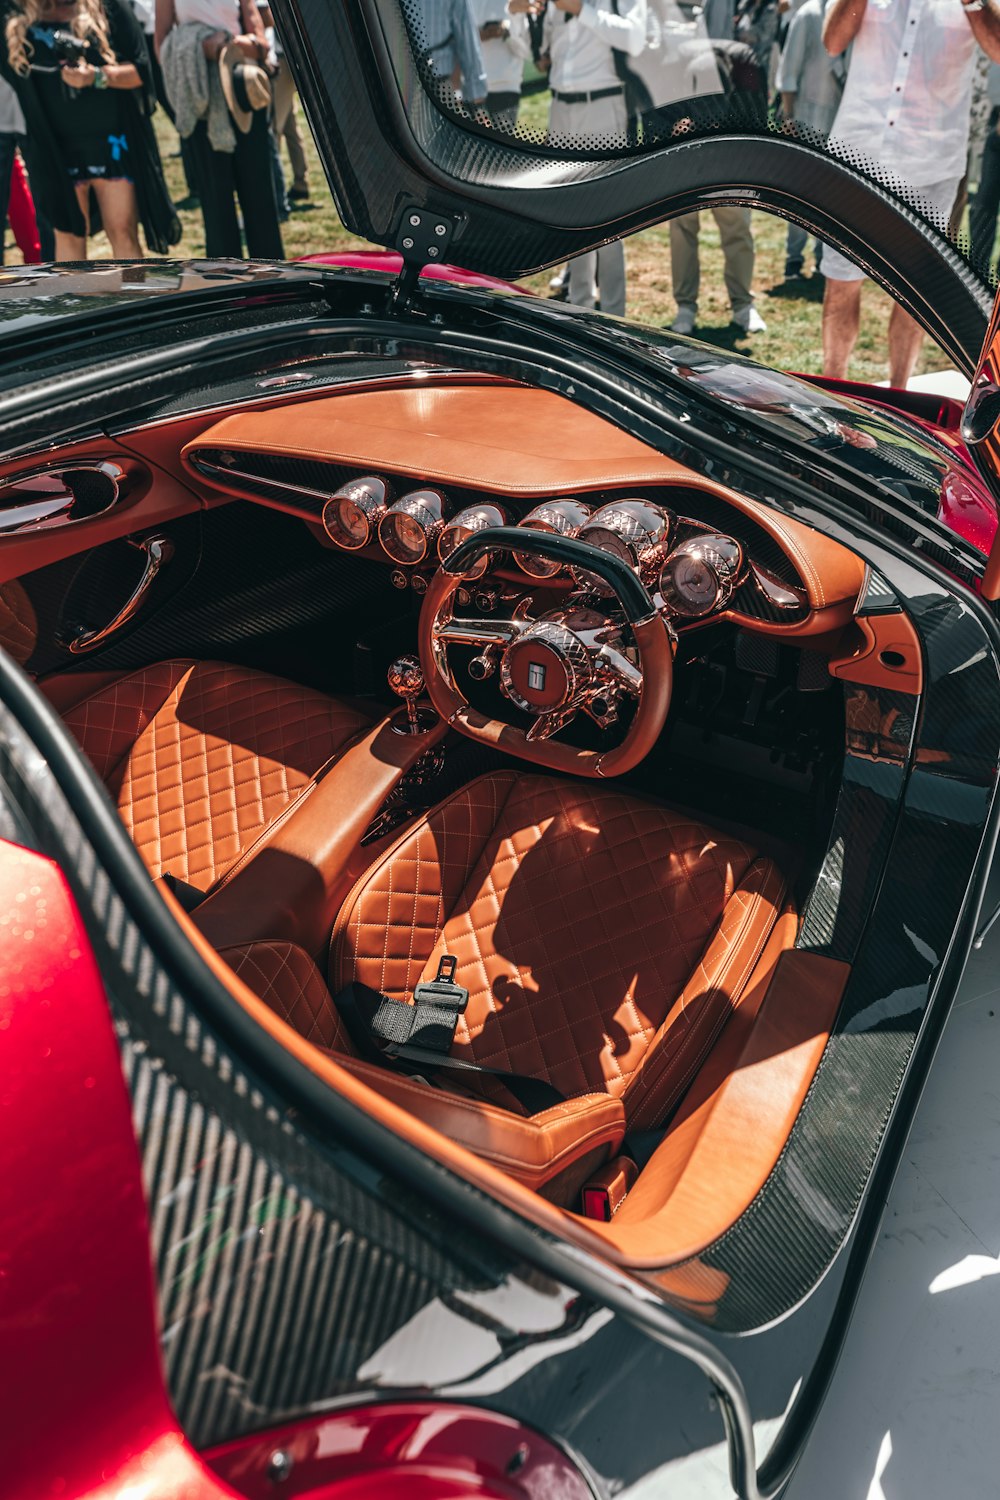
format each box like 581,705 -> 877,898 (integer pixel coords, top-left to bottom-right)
387,655 -> 430,734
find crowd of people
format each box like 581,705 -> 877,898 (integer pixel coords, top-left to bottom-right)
4,0 -> 1000,386
0,0 -> 313,263
425,0 -> 1000,385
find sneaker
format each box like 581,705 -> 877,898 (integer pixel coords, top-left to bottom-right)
289,184 -> 310,201
669,306 -> 696,336
783,261 -> 804,280
732,305 -> 767,334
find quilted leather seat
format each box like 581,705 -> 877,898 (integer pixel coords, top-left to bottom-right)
60,659 -> 370,891
219,771 -> 786,1195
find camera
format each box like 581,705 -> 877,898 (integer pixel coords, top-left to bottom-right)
50,29 -> 91,66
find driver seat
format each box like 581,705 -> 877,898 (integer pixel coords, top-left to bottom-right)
224,770 -> 786,1198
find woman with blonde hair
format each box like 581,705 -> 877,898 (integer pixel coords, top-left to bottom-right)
1,0 -> 178,258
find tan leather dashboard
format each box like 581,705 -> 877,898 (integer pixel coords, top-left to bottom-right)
180,380 -> 866,640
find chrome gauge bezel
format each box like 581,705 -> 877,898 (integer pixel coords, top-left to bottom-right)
378,487 -> 450,565
513,498 -> 592,579
321,474 -> 392,551
438,502 -> 510,580
573,499 -> 674,594
658,532 -> 745,619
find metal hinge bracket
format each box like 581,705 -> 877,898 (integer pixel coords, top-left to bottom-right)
389,206 -> 458,314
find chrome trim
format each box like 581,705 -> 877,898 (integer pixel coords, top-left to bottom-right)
321,474 -> 392,550
0,460 -> 127,536
513,499 -> 592,579
748,561 -> 808,611
574,499 -> 673,594
438,502 -> 509,579
62,534 -> 174,654
378,488 -> 449,565
659,532 -> 745,619
500,617 -> 594,714
189,453 -> 333,507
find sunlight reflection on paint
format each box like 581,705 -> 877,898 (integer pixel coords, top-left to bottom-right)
929,1252 -> 1000,1294
866,1430 -> 892,1500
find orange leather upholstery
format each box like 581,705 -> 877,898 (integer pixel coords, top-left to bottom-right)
219,936 -> 626,1195
60,659 -> 369,890
332,771 -> 785,1133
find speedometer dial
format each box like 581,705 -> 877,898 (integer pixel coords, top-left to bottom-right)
574,499 -> 673,594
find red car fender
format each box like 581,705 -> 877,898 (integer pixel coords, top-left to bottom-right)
0,839 -> 592,1500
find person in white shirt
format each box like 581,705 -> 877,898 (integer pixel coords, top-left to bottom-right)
821,0 -> 1000,387
510,0 -> 647,316
471,0 -> 530,125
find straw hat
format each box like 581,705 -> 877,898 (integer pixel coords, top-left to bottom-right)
218,42 -> 272,134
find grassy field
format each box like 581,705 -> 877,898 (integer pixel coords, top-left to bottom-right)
9,98 -> 956,385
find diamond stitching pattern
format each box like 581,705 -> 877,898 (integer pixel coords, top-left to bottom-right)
64,660 -> 368,888
222,941 -> 351,1051
334,772 -> 783,1122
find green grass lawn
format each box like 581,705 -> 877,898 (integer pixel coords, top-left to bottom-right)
10,98 -> 959,385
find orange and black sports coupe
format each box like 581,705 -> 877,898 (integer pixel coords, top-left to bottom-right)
5,6 -> 1000,1497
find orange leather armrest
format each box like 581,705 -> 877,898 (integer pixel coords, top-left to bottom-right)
335,1055 -> 626,1192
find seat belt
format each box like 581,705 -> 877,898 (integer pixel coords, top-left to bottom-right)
334,955 -> 565,1115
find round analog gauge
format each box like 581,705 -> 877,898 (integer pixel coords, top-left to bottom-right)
378,488 -> 449,565
513,499 -> 592,579
438,502 -> 509,580
321,475 -> 392,551
574,499 -> 673,595
658,533 -> 744,618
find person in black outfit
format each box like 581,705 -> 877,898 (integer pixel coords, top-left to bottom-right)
1,0 -> 178,257
156,0 -> 283,259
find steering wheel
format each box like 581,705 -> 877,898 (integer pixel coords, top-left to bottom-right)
419,527 -> 673,777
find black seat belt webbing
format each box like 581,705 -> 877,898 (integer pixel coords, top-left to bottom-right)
334,959 -> 564,1115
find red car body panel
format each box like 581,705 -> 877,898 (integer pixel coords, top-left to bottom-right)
206,1404 -> 593,1499
298,250 -> 525,294
0,840 -> 591,1500
0,839 -> 240,1500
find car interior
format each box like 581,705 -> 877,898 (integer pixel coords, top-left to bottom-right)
2,367 -> 926,1273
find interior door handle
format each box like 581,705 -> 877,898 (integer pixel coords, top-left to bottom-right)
64,534 -> 175,655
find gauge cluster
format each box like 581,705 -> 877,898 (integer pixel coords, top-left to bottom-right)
319,476 -> 806,627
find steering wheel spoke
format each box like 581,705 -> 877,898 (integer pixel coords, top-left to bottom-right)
421,527 -> 672,777
526,706 -> 578,742
435,616 -> 524,648
595,643 -> 643,697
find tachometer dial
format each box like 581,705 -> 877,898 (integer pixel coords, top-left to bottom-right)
658,533 -> 744,618
321,475 -> 392,550
378,488 -> 449,565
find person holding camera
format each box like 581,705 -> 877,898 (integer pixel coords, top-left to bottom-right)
1,0 -> 178,258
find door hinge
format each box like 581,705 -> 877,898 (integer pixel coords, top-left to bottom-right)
389,206 -> 458,314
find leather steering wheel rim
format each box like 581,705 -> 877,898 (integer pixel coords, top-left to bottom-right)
419,527 -> 673,777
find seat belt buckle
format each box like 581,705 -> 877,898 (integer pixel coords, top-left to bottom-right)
581,1156 -> 639,1222
412,954 -> 469,1015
